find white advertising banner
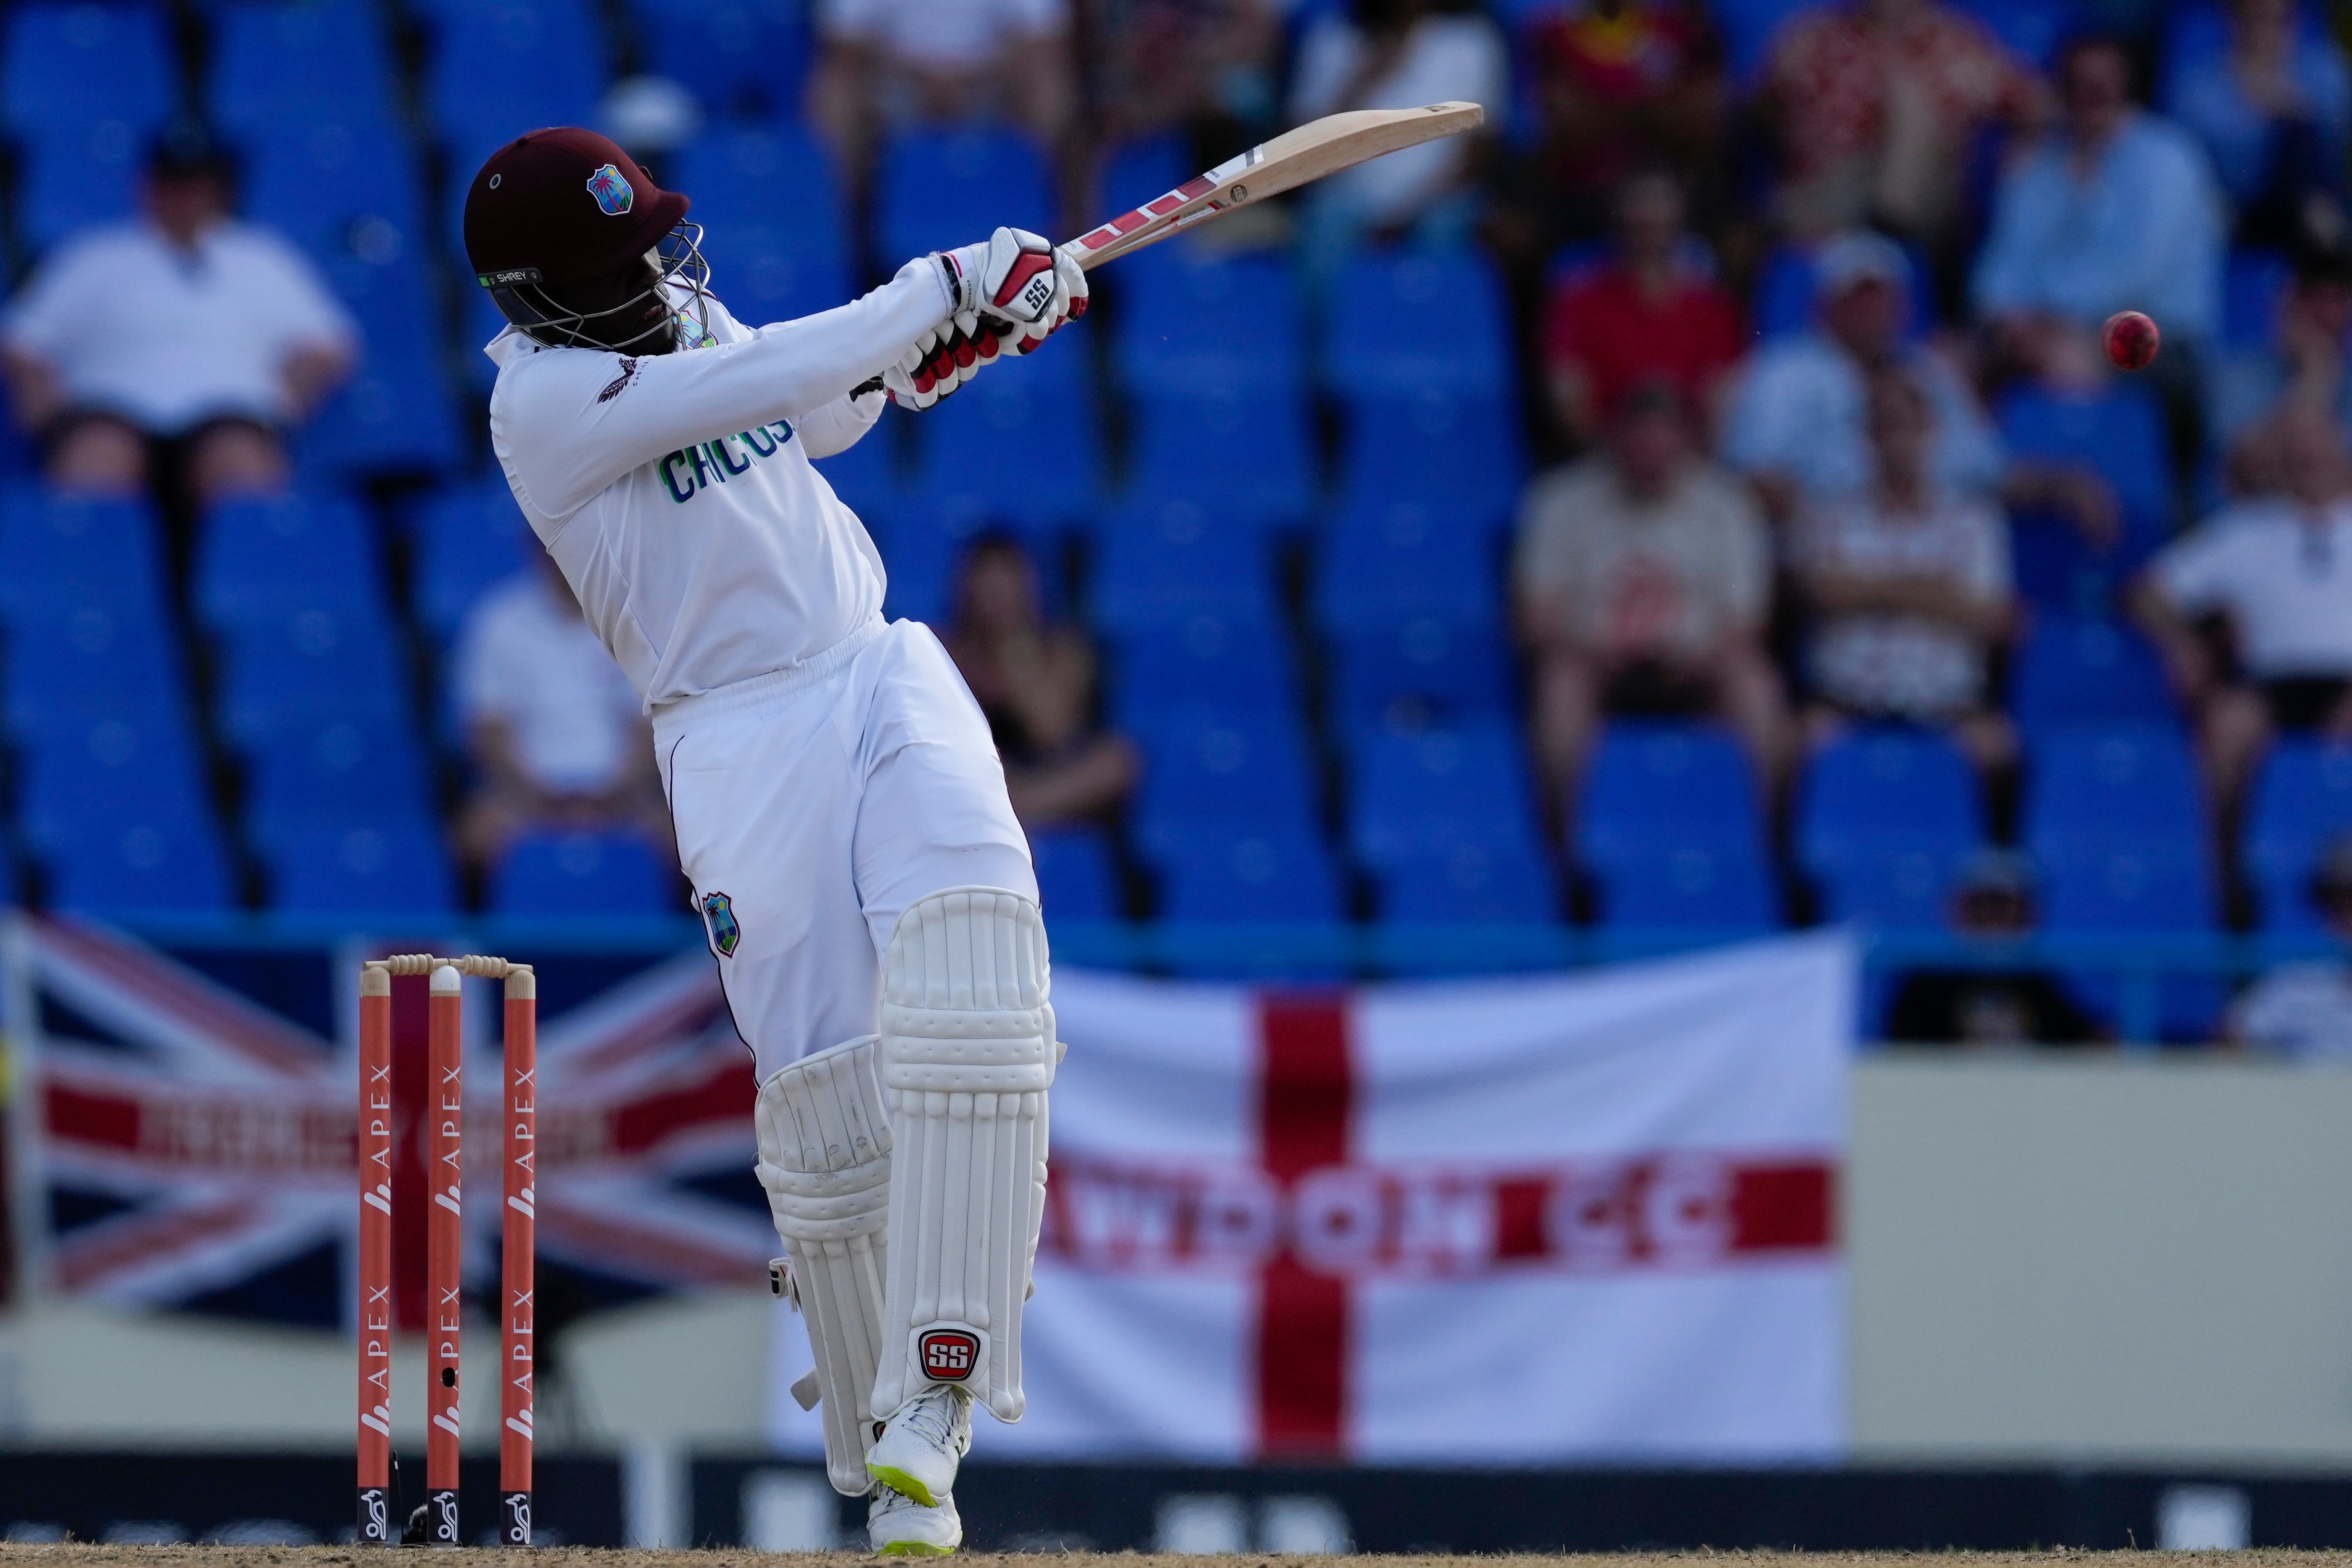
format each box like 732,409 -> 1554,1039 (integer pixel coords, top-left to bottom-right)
770,932 -> 1856,1464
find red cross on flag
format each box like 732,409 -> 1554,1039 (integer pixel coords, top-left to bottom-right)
767,933 -> 1854,1464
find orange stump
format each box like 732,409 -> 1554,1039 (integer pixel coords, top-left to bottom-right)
426,964 -> 463,1544
356,968 -> 395,1543
500,968 -> 537,1545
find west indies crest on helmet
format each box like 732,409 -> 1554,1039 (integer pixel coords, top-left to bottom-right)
464,127 -> 710,352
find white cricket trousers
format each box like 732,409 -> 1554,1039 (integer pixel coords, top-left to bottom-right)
651,616 -> 1038,1081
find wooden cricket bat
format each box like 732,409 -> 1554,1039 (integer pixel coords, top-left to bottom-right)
1062,101 -> 1485,270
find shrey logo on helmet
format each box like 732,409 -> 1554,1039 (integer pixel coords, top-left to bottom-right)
585,163 -> 634,216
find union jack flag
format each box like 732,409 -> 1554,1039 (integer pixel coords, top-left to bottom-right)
6,916 -> 768,1329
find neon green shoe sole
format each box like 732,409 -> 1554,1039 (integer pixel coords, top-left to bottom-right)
876,1540 -> 954,1557
867,1464 -> 937,1509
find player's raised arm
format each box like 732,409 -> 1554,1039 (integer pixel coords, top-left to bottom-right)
462,131 -> 1083,517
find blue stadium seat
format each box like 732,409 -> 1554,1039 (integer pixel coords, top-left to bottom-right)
2009,615 -> 2176,731
625,0 -> 810,120
1328,616 -> 1514,734
1951,0 -> 2082,64
1796,729 -> 1983,931
2037,841 -> 2223,1038
1095,134 -> 1190,217
1578,723 -> 1764,853
493,831 -> 671,916
1377,838 -> 1558,922
415,481 -> 533,643
2220,247 -> 2293,349
195,490 -> 382,627
1113,249 -> 1307,397
1313,497 -> 1502,630
242,716 -> 436,845
909,375 -> 1102,536
269,820 -> 456,916
1351,722 -> 1540,858
43,814 -> 237,915
1351,722 -> 1556,922
242,120 -> 426,257
2023,722 -> 2204,851
670,123 -> 850,323
875,129 -> 1052,265
1334,392 -> 1522,531
1090,499 -> 1279,631
1576,723 -> 1776,930
2,3 -> 174,142
18,710 -> 217,851
1031,824 -> 1121,921
211,0 -> 397,133
1130,704 -> 1320,848
1995,385 -> 2174,611
1152,826 -> 1344,921
425,0 -> 607,148
1326,250 -> 1512,400
3,604 -> 186,738
0,488 -> 167,615
1110,617 -> 1296,725
16,122 -> 149,252
214,603 -> 409,744
2245,738 -> 2352,931
1125,390 -> 1314,530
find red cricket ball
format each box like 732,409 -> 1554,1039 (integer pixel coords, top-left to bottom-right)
2103,310 -> 2161,371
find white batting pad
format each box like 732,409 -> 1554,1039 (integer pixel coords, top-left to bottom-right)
871,887 -> 1056,1424
754,1035 -> 893,1496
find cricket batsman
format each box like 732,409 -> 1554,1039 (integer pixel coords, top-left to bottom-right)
463,128 -> 1082,1556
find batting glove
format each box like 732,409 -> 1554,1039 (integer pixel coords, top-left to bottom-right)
880,309 -> 996,411
935,228 -> 1089,358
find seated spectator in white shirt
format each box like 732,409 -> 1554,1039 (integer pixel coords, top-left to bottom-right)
2229,833 -> 2352,1058
0,119 -> 352,511
1515,378 -> 1790,819
1724,231 -> 2114,544
455,551 -> 671,874
1795,367 -> 2018,777
2132,399 -> 2352,821
809,0 -> 1074,185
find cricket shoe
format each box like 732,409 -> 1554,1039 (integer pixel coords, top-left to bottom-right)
867,1383 -> 972,1507
869,1484 -> 961,1556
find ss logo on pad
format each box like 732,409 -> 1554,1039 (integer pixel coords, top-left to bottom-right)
919,1329 -> 980,1380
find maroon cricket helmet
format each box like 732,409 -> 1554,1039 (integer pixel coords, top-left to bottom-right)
463,127 -> 689,290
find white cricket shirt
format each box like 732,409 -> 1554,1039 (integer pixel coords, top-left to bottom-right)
485,258 -> 953,711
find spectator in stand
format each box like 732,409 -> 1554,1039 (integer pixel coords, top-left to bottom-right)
1973,35 -> 2226,352
455,550 -> 671,874
808,0 -> 1075,182
2228,832 -> 2352,1057
1761,0 -> 2038,257
1094,0 -> 1282,144
1522,0 -> 1726,234
1515,379 -> 1788,813
1541,170 -> 1744,449
1884,849 -> 2103,1044
943,535 -> 1138,827
1288,0 -> 1506,288
2160,0 -> 2350,248
1795,368 -> 2018,775
0,119 -> 352,513
2211,242 -> 2352,448
1725,232 -> 2111,544
2132,399 -> 2352,821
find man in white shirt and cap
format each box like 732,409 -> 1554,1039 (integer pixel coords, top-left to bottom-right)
1,118 -> 353,512
463,126 -> 1086,1557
